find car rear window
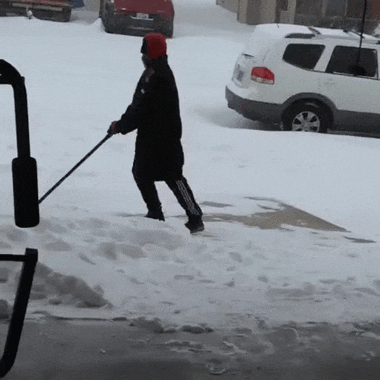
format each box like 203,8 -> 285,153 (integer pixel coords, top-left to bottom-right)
282,44 -> 325,69
326,46 -> 378,78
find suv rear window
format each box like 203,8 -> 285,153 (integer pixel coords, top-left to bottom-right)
326,46 -> 378,78
283,44 -> 325,69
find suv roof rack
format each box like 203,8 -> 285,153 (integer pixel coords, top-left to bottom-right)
285,33 -> 314,39
308,26 -> 321,35
343,28 -> 364,37
284,26 -> 380,45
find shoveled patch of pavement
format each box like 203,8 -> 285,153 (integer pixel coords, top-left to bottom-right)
202,197 -> 346,232
201,197 -> 376,243
2,318 -> 380,380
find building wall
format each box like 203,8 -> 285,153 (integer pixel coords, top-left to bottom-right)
219,0 -> 288,24
237,0 -> 248,23
294,0 -> 379,33
236,0 -> 277,24
218,0 -> 379,33
259,0 -> 277,23
216,0 -> 239,13
279,0 -> 297,23
371,0 -> 380,19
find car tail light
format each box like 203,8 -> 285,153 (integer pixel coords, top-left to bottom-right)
251,67 -> 275,84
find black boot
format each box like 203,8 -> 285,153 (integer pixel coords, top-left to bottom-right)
185,215 -> 204,233
145,209 -> 165,221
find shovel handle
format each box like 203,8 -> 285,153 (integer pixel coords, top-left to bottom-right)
39,133 -> 113,204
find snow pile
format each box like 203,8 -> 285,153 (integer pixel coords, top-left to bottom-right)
2,197 -> 380,330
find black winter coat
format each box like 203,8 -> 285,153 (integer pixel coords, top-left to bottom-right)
115,56 -> 184,181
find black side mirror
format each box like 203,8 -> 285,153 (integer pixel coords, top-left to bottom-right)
0,60 -> 40,228
12,157 -> 39,228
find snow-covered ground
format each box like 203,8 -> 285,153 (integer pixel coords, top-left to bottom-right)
1,0 -> 380,332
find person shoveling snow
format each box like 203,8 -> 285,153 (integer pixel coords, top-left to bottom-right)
108,33 -> 204,234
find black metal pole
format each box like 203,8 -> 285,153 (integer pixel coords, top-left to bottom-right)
0,60 -> 31,158
356,0 -> 368,67
0,249 -> 38,378
38,133 -> 113,204
0,60 -> 40,227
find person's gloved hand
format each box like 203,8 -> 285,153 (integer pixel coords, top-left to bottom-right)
107,121 -> 120,135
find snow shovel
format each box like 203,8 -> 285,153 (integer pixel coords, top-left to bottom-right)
38,133 -> 113,204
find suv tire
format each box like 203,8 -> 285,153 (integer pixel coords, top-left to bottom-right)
282,102 -> 331,133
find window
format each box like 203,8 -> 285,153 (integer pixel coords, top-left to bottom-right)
326,46 -> 378,78
283,44 -> 325,69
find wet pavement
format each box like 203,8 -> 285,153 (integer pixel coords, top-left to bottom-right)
2,317 -> 380,379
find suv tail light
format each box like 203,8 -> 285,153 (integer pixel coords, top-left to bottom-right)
251,67 -> 275,84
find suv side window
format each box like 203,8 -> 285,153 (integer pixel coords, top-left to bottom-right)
283,44 -> 325,69
326,46 -> 378,78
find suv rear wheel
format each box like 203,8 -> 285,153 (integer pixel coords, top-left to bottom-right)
282,102 -> 331,133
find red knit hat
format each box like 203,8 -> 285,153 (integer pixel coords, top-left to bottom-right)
141,33 -> 167,59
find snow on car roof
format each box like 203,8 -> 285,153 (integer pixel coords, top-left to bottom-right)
251,23 -> 314,38
244,23 -> 379,53
310,26 -> 379,41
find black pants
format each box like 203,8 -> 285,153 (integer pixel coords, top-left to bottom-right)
134,175 -> 202,218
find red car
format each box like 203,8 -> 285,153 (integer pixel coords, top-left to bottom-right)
99,0 -> 174,38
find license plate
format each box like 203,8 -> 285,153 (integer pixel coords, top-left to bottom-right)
136,13 -> 149,20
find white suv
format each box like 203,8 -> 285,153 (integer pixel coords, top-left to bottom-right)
226,24 -> 380,133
